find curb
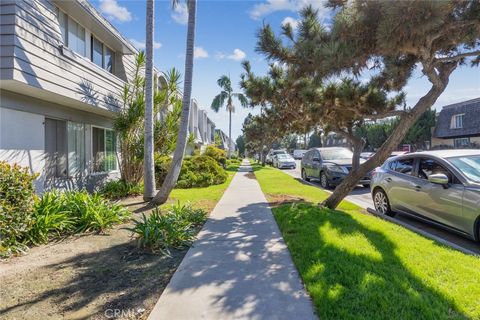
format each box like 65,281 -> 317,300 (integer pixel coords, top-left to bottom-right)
367,208 -> 478,256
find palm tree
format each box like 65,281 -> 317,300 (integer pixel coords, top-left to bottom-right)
143,0 -> 155,201
211,75 -> 248,158
150,0 -> 196,206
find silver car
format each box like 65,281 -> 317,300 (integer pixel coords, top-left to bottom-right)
371,149 -> 480,241
273,154 -> 296,169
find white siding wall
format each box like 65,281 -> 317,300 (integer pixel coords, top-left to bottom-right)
0,107 -> 46,191
2,0 -> 137,112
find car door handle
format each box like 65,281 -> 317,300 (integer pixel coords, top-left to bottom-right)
385,178 -> 392,183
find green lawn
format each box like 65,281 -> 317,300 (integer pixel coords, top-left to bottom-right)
166,164 -> 239,212
253,164 -> 480,319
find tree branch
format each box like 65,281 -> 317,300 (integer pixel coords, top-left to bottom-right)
365,110 -> 407,120
434,50 -> 480,63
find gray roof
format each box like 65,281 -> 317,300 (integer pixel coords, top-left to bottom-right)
434,97 -> 480,138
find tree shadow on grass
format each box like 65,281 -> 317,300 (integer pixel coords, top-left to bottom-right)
0,240 -> 187,319
274,202 -> 473,320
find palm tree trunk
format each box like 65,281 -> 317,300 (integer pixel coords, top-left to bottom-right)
150,0 -> 196,206
228,108 -> 232,158
143,0 -> 156,201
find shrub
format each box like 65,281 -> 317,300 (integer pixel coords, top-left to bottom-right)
226,159 -> 241,166
26,191 -> 76,245
62,191 -> 130,233
0,162 -> 38,257
204,145 -> 227,167
25,191 -> 130,245
155,155 -> 228,188
176,156 -> 228,188
100,179 -> 143,200
168,202 -> 207,227
154,154 -> 172,186
130,203 -> 207,255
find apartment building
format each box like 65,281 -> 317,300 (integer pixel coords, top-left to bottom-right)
187,99 -> 216,154
0,0 -> 166,192
215,129 -> 236,154
431,97 -> 480,148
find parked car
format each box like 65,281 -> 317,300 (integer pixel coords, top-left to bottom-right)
293,149 -> 307,159
389,151 -> 408,158
360,152 -> 374,160
266,149 -> 287,165
273,154 -> 296,169
371,149 -> 480,241
301,147 -> 371,189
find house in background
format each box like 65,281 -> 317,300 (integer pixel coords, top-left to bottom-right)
431,98 -> 480,149
1,0 -> 165,192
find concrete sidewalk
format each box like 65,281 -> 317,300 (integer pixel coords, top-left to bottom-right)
148,160 -> 316,320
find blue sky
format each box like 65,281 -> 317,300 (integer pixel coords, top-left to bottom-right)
93,0 -> 480,139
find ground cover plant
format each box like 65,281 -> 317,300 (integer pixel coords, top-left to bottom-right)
253,165 -> 480,319
131,202 -> 207,255
26,190 -> 130,245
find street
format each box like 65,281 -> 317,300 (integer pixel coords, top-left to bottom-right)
280,160 -> 480,255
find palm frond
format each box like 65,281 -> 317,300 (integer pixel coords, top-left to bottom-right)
211,91 -> 228,112
233,93 -> 249,108
217,75 -> 232,92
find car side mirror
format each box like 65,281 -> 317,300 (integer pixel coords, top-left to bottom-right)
428,173 -> 449,186
312,157 -> 320,162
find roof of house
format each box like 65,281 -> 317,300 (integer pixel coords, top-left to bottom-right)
434,97 -> 480,138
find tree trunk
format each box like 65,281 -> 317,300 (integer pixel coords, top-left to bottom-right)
150,0 -> 196,206
143,0 -> 156,201
323,73 -> 452,209
351,138 -> 365,171
228,108 -> 232,158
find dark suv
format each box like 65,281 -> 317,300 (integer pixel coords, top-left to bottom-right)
301,147 -> 371,189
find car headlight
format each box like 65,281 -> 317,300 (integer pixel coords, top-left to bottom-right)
326,164 -> 348,174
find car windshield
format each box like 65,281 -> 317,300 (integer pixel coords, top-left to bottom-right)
273,150 -> 286,155
320,148 -> 353,160
447,155 -> 480,183
277,154 -> 290,160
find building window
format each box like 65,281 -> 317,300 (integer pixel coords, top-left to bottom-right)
451,114 -> 464,129
67,17 -> 86,56
67,122 -> 86,176
45,119 -> 85,179
58,8 -> 86,57
90,35 -> 115,73
58,10 -> 68,45
91,36 -> 103,68
454,137 -> 470,148
92,127 -> 117,172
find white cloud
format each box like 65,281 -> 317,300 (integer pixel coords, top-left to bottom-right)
99,0 -> 132,22
129,39 -> 162,50
216,49 -> 247,61
194,47 -> 209,59
171,3 -> 188,25
281,16 -> 299,30
249,0 -> 328,20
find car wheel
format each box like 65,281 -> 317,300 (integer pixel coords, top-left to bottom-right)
301,169 -> 310,182
320,172 -> 330,189
373,188 -> 395,217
